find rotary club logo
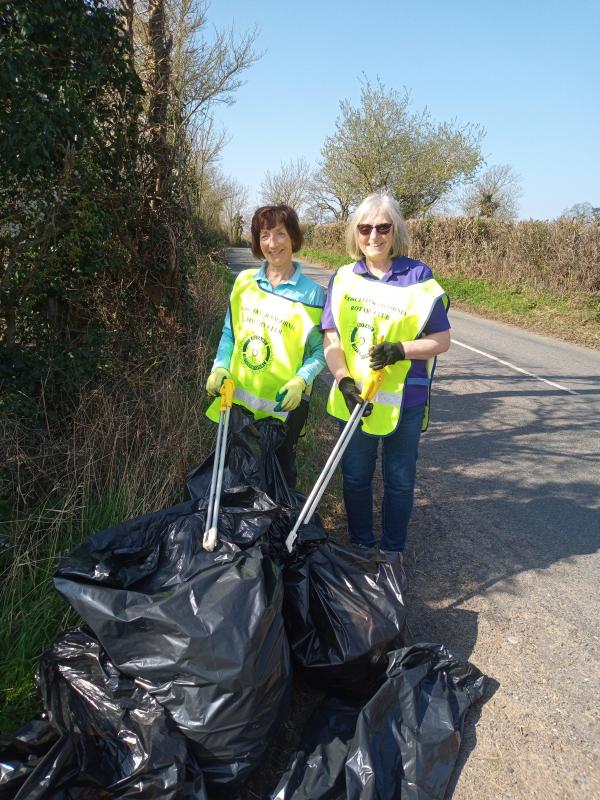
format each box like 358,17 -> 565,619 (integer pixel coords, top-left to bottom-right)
350,323 -> 375,358
242,335 -> 272,371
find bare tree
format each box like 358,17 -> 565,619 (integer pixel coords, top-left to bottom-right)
560,202 -> 600,222
309,165 -> 356,222
422,191 -> 461,217
460,164 -> 522,220
167,0 -> 260,128
146,0 -> 172,213
190,115 -> 229,218
117,0 -> 260,300
220,178 -> 249,243
259,157 -> 312,214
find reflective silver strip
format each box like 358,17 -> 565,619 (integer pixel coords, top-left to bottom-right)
356,382 -> 403,407
235,387 -> 288,420
372,390 -> 403,406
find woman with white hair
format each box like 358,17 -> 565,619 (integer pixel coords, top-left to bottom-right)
321,192 -> 450,578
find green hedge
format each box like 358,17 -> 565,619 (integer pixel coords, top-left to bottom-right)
311,218 -> 600,294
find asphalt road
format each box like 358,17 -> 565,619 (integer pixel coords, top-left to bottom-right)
411,310 -> 599,799
225,248 -> 600,799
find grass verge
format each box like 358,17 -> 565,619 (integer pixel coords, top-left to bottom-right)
298,247 -> 600,350
0,254 -> 233,734
298,247 -> 349,271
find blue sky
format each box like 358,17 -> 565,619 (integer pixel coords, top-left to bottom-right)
207,0 -> 599,220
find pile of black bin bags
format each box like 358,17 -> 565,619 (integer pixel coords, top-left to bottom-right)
1,408 -> 486,799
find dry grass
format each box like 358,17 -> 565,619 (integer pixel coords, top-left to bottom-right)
0,253 -> 232,732
304,219 -> 600,349
310,217 -> 600,295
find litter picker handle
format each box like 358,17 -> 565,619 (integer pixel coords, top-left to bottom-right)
219,378 -> 234,411
203,379 -> 235,552
360,335 -> 385,401
360,370 -> 384,402
284,367 -> 384,554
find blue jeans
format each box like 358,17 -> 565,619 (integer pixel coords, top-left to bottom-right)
339,404 -> 425,552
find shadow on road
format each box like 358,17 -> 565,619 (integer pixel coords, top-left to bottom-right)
445,676 -> 500,800
406,379 -> 598,656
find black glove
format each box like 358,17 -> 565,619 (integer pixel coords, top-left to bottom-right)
338,377 -> 373,417
369,341 -> 406,370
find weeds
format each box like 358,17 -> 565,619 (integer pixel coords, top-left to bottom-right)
0,254 -> 232,732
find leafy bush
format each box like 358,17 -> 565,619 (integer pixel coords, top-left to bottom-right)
0,0 -> 150,416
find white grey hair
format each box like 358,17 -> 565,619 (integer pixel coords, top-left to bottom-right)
345,192 -> 410,260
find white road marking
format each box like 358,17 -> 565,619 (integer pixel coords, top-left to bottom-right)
453,340 -> 579,396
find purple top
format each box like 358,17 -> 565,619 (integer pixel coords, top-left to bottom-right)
321,257 -> 450,408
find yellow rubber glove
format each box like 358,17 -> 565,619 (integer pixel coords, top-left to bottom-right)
274,376 -> 306,412
206,367 -> 232,396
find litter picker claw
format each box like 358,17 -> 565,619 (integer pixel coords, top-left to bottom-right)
203,378 -> 234,551
285,369 -> 384,553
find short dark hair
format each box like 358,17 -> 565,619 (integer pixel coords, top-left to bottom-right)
250,205 -> 303,259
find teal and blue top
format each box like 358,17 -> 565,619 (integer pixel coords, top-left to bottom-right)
212,261 -> 326,386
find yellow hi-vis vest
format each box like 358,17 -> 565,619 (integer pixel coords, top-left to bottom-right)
207,269 -> 323,423
327,263 -> 448,436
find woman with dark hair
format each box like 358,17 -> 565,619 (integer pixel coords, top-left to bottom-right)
206,205 -> 325,487
322,192 -> 451,577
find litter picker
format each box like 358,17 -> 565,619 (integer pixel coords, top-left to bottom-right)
203,378 -> 235,551
285,369 -> 384,553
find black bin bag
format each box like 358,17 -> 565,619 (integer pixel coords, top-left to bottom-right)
271,643 -> 486,800
186,407 -> 326,558
7,627 -> 205,800
53,490 -> 292,789
187,406 -> 291,505
0,718 -> 59,799
282,541 -> 408,700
